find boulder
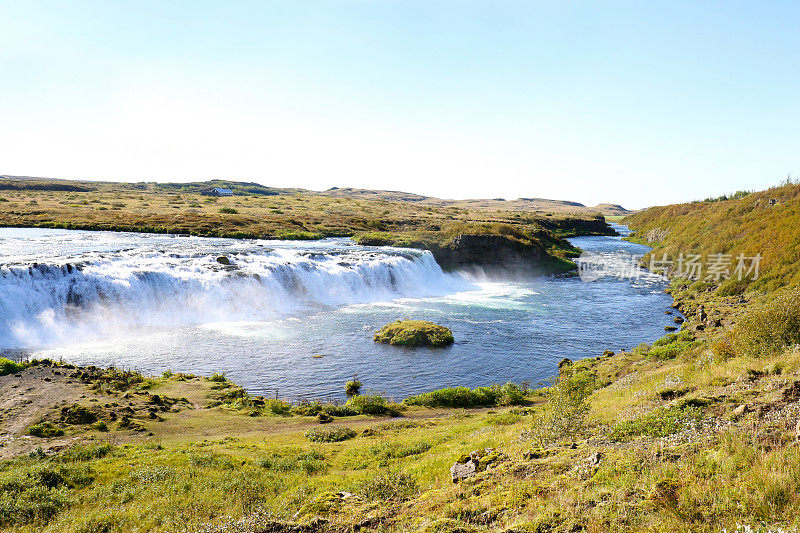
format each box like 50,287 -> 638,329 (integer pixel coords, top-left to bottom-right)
732,404 -> 748,419
216,256 -> 231,265
450,459 -> 477,482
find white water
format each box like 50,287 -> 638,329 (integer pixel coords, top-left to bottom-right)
0,228 -> 469,349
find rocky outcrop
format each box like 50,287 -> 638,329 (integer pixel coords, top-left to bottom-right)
431,234 -> 572,278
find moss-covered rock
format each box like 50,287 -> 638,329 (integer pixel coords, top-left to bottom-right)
373,320 -> 454,347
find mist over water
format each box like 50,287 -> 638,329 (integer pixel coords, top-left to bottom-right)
0,225 -> 677,399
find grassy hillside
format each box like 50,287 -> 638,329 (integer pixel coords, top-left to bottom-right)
624,181 -> 800,292
4,334 -> 800,532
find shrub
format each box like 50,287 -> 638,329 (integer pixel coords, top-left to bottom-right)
321,404 -> 357,417
218,207 -> 238,214
373,320 -> 454,347
649,331 -> 697,360
208,373 -> 228,383
369,440 -> 432,460
524,373 -> 593,447
730,289 -> 800,357
345,376 -> 362,397
58,443 -> 113,462
28,422 -> 64,438
346,394 -> 402,416
265,399 -> 293,416
60,404 -> 96,425
357,471 -> 418,501
293,401 -> 323,417
305,426 -> 357,442
405,383 -> 527,408
0,357 -> 26,376
0,462 -> 93,527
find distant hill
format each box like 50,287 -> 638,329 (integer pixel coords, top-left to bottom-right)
322,186 -> 631,215
0,175 -> 631,216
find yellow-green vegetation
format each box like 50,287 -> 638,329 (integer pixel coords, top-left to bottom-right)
405,383 -> 527,408
0,357 -> 27,376
6,337 -> 800,532
0,176 -> 614,274
624,180 -> 800,291
8,181 -> 800,531
373,320 -> 455,347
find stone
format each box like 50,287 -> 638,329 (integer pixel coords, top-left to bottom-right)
588,452 -> 604,466
602,350 -> 615,357
665,326 -> 678,332
732,404 -> 748,419
216,256 -> 231,265
451,459 -> 477,482
673,317 -> 684,324
558,358 -> 572,369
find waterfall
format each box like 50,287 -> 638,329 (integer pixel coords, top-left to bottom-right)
0,232 -> 467,349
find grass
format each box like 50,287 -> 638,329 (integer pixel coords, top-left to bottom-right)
305,426 -> 357,442
373,320 -> 455,347
4,347 -> 800,531
404,382 -> 527,408
609,405 -> 703,441
624,180 -> 800,291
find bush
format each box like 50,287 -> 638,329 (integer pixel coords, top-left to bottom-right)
369,440 -> 432,460
0,358 -> 26,376
305,426 -> 357,442
28,422 -> 64,438
730,289 -> 800,357
265,399 -> 293,416
346,394 -> 402,416
58,443 -> 113,462
357,471 -> 418,501
524,372 -> 594,447
405,383 -> 526,408
648,331 -> 697,360
60,404 -> 96,425
321,404 -> 357,417
208,373 -> 228,383
0,462 -> 93,527
345,377 -> 362,398
218,207 -> 238,214
373,320 -> 454,347
293,401 -> 323,417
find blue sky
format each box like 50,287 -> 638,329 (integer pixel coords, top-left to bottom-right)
0,1 -> 797,208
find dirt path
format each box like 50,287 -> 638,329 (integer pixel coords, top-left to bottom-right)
0,365 -> 88,457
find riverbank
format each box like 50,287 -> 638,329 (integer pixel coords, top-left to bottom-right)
0,177 -> 616,276
4,332 -> 800,532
